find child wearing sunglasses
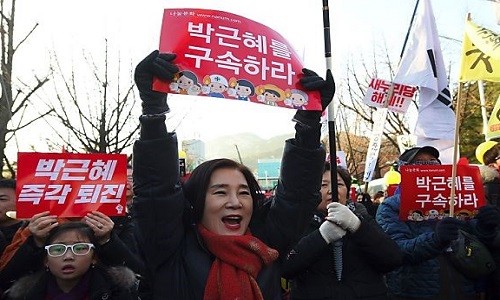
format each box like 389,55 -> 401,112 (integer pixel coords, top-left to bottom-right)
6,222 -> 137,299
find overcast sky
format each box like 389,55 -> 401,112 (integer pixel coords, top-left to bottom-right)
7,0 -> 499,158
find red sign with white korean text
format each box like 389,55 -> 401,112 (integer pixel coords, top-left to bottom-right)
400,165 -> 485,222
153,8 -> 321,111
363,78 -> 416,114
16,152 -> 127,218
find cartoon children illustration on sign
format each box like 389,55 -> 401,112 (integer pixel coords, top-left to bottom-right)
188,83 -> 202,96
407,210 -> 425,221
256,84 -> 286,106
227,78 -> 255,101
284,89 -> 309,110
202,74 -> 228,98
425,209 -> 440,220
169,70 -> 199,95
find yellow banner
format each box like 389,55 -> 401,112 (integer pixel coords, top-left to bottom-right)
465,20 -> 500,59
459,27 -> 500,82
486,95 -> 500,140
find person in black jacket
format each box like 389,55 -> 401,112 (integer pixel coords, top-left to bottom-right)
5,222 -> 137,300
479,147 -> 500,299
357,192 -> 379,218
132,50 -> 333,299
481,145 -> 500,207
0,179 -> 24,255
283,162 -> 403,299
0,210 -> 144,294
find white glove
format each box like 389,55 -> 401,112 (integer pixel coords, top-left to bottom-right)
319,220 -> 346,244
326,202 -> 361,233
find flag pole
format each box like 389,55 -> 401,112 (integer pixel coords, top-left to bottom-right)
322,0 -> 343,282
449,82 -> 463,217
449,13 -> 471,217
323,0 -> 338,203
361,0 -> 420,188
478,80 -> 488,140
400,0 -> 421,60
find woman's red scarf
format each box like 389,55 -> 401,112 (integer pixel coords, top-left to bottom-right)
197,224 -> 279,300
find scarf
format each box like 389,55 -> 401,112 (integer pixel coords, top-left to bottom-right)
197,224 -> 279,300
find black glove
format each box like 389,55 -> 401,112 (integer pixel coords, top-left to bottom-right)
292,68 -> 335,126
435,217 -> 462,246
476,205 -> 500,233
134,50 -> 179,115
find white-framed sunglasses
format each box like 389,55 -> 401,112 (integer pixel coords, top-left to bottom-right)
45,243 -> 95,257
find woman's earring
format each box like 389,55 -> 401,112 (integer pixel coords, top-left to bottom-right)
45,265 -> 50,272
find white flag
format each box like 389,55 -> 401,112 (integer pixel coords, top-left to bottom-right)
496,0 -> 500,25
394,0 -> 455,153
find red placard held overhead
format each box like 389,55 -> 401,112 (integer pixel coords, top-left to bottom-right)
16,152 -> 127,218
153,8 -> 321,110
399,165 -> 485,221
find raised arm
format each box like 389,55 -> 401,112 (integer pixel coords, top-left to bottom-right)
255,69 -> 333,254
132,51 -> 185,268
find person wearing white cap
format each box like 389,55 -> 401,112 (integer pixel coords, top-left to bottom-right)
205,74 -> 228,98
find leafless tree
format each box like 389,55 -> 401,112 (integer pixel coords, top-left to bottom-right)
41,40 -> 140,155
0,0 -> 53,178
333,46 -> 412,180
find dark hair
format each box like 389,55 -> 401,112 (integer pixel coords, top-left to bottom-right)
263,89 -> 280,97
358,192 -> 371,203
179,71 -> 198,85
411,210 -> 423,216
45,222 -> 98,248
324,162 -> 352,193
373,190 -> 385,200
182,158 -> 262,223
0,179 -> 15,189
483,144 -> 500,165
237,79 -> 255,96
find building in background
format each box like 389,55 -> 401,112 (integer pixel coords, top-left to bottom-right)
182,139 -> 205,172
257,158 -> 281,192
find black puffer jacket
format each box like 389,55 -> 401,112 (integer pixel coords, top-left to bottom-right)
5,265 -> 137,300
0,218 -> 144,294
283,202 -> 403,299
132,115 -> 325,300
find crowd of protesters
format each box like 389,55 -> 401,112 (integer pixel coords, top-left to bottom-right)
0,50 -> 499,300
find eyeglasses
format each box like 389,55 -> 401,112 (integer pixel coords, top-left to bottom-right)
45,243 -> 95,257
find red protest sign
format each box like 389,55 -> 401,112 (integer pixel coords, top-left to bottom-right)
400,164 -> 485,221
16,152 -> 127,218
153,8 -> 321,110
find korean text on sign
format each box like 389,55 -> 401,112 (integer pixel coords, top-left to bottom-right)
16,152 -> 128,218
153,8 -> 322,111
399,164 -> 485,221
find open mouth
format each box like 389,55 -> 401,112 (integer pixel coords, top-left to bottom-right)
222,215 -> 242,225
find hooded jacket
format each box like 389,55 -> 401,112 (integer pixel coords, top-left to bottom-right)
5,265 -> 137,300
